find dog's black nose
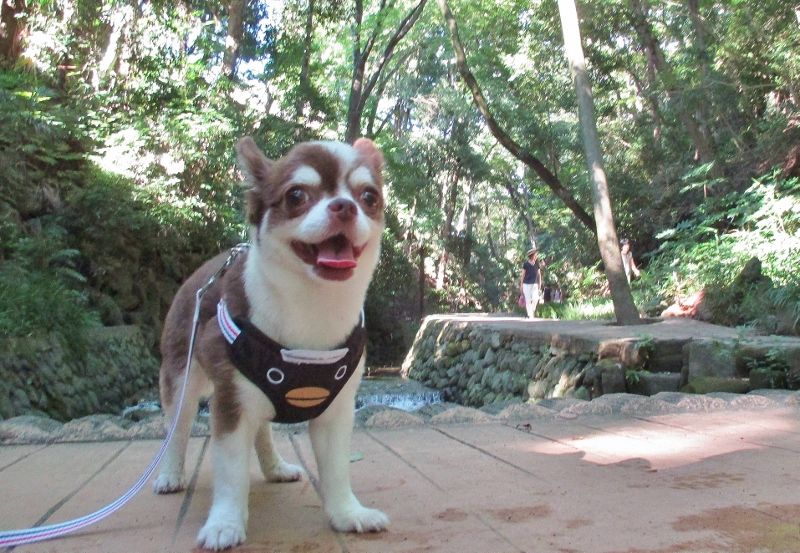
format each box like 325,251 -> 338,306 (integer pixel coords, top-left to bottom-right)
328,198 -> 357,222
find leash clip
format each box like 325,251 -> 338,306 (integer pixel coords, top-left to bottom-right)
196,243 -> 250,301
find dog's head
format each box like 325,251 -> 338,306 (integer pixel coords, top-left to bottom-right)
237,137 -> 385,283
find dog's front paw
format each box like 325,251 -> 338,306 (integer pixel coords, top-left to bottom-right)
197,518 -> 246,551
152,472 -> 185,494
264,459 -> 305,483
328,504 -> 389,533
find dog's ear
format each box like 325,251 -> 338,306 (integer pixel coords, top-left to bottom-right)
237,137 -> 274,226
237,136 -> 273,186
353,138 -> 383,178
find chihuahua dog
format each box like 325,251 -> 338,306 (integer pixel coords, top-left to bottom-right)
153,137 -> 388,550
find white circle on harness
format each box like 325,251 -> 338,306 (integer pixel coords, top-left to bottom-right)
266,368 -> 285,385
334,365 -> 348,380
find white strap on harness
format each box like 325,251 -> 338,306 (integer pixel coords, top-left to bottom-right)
217,298 -> 359,364
217,298 -> 241,344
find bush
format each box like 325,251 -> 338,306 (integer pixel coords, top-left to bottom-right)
0,227 -> 99,355
365,226 -> 420,366
641,169 -> 800,332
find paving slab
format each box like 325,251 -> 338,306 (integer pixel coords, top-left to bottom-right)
2,405 -> 800,553
0,445 -> 45,472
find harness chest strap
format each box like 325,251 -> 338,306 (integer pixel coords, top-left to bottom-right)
216,299 -> 366,424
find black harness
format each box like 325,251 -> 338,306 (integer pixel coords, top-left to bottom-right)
217,299 -> 365,424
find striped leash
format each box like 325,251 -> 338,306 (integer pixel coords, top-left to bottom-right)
0,244 -> 249,548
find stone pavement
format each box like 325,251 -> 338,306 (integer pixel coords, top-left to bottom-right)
2,391 -> 800,553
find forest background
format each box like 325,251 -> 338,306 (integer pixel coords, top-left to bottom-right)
1,0 -> 798,368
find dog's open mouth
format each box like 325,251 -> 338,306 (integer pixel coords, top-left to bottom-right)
291,234 -> 365,280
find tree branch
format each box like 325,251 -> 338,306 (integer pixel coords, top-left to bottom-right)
358,0 -> 428,114
436,0 -> 597,234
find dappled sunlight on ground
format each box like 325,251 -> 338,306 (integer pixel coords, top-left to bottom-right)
522,410 -> 799,470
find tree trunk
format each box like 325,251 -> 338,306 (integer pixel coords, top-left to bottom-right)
418,244 -> 426,318
222,0 -> 246,80
345,0 -> 368,143
628,68 -> 663,142
435,166 -> 460,290
294,0 -> 315,136
344,0 -> 427,143
485,209 -> 500,262
685,0 -> 717,167
557,0 -> 642,325
628,0 -> 718,173
94,4 -> 134,89
0,0 -> 26,66
437,0 -> 597,235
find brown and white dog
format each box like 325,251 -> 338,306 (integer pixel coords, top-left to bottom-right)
153,137 -> 388,550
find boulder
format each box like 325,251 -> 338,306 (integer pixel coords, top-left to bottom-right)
684,376 -> 750,394
684,340 -> 738,379
661,290 -> 712,321
599,360 -> 626,394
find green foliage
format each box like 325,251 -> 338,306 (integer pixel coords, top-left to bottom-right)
625,369 -> 642,385
548,298 -> 615,321
634,334 -> 655,368
0,227 -> 99,356
744,349 -> 790,374
0,70 -> 98,351
365,224 -> 420,366
3,0 -> 800,385
642,169 -> 800,331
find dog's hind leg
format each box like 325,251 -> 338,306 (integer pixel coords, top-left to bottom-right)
153,358 -> 209,494
254,423 -> 304,482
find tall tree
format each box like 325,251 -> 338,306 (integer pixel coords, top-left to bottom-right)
435,162 -> 460,290
437,0 -> 597,234
558,0 -> 641,325
223,0 -> 246,79
294,0 -> 315,133
345,0 -> 427,143
627,0 -> 718,176
0,0 -> 26,66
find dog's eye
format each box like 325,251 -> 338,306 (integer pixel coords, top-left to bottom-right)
360,188 -> 380,209
285,187 -> 310,208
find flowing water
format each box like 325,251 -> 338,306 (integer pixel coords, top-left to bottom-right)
355,390 -> 443,411
122,375 -> 442,419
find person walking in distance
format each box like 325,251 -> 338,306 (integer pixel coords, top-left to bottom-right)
620,238 -> 641,283
520,247 -> 543,319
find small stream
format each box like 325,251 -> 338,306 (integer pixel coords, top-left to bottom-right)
122,376 -> 443,419
355,390 -> 443,411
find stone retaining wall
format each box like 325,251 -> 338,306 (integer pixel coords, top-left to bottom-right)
401,315 -> 800,408
401,317 -> 632,407
0,326 -> 158,421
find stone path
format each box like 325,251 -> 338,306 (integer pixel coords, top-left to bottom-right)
2,390 -> 800,552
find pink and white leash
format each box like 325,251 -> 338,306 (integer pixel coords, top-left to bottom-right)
0,244 -> 248,548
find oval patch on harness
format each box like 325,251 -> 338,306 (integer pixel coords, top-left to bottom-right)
285,387 -> 330,408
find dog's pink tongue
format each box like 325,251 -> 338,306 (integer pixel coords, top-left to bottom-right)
316,239 -> 357,269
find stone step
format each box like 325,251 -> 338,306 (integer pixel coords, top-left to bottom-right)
648,352 -> 684,373
628,371 -> 684,396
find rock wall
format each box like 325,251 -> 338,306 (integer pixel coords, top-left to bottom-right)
401,317 -> 631,407
401,316 -> 800,408
0,326 -> 158,421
